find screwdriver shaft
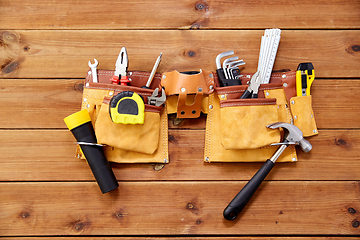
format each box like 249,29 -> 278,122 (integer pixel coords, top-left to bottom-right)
146,53 -> 163,88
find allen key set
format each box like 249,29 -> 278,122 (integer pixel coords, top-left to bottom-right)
216,28 -> 281,88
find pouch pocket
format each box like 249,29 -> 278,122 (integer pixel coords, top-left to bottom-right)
94,99 -> 161,154
290,95 -> 318,137
220,98 -> 281,150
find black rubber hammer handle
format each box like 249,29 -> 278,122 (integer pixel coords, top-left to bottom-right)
223,159 -> 274,220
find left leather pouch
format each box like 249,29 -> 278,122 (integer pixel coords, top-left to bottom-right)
77,70 -> 169,164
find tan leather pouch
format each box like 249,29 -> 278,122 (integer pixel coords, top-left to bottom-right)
290,95 -> 318,137
76,70 -> 169,164
220,98 -> 281,150
204,71 -> 302,163
95,98 -> 161,154
161,70 -> 215,118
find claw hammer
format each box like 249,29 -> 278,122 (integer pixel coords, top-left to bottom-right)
223,122 -> 312,221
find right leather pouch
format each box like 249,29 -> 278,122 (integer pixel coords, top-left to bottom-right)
204,70 -> 318,163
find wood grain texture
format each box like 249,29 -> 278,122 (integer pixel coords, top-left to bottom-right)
1,0 -> 359,30
1,182 -> 359,236
1,1 -> 359,238
0,79 -> 83,128
0,129 -> 359,181
0,30 -> 359,79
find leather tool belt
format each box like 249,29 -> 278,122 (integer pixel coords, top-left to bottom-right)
75,67 -> 317,164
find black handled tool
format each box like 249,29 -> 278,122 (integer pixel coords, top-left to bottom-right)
64,109 -> 119,194
223,122 -> 312,221
239,71 -> 260,99
216,51 -> 242,87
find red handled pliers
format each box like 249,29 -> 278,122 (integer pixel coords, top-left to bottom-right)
110,47 -> 131,85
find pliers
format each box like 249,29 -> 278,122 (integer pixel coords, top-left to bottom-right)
110,47 -> 131,85
239,71 -> 261,99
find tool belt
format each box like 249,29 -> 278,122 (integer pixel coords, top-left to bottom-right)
204,70 -> 318,163
76,67 -> 317,164
76,70 -> 169,164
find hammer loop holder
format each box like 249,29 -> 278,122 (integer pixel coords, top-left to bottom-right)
161,70 -> 215,118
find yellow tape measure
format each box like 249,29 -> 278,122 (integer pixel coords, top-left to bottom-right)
109,91 -> 145,124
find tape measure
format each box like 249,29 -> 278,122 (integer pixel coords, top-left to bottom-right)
109,91 -> 145,124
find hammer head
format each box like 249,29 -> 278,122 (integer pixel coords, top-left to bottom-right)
267,122 -> 312,152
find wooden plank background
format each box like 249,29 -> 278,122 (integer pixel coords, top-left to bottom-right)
1,0 -> 360,238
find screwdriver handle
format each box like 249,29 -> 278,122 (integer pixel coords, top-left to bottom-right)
223,159 -> 274,220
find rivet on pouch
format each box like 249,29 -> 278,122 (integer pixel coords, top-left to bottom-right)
282,74 -> 287,78
294,115 -> 297,120
163,75 -> 166,79
209,85 -> 214,90
109,91 -> 114,96
86,83 -> 90,87
313,129 -> 317,133
283,83 -> 288,87
181,87 -> 186,92
292,158 -> 296,162
205,157 -> 209,162
86,104 -> 90,108
221,95 -> 225,99
88,71 -> 91,75
198,87 -> 203,92
209,105 -> 213,109
311,114 -> 314,118
265,92 -> 269,97
164,159 -> 168,163
209,73 -> 213,78
291,100 -> 295,105
84,98 -> 87,102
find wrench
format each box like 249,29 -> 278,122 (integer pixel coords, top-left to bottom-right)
227,60 -> 246,79
223,56 -> 239,79
88,59 -> 99,83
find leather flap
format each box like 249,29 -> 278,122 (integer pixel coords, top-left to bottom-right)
161,70 -> 215,96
